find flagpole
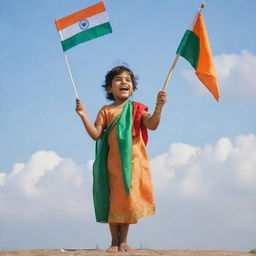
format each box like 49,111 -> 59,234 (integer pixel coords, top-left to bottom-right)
58,30 -> 79,99
63,52 -> 79,98
162,54 -> 180,91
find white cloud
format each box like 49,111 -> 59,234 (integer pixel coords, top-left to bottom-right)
0,151 -> 93,220
6,151 -> 62,197
1,135 -> 256,251
151,134 -> 256,197
149,133 -> 256,251
0,173 -> 6,186
0,151 -> 98,250
182,50 -> 256,99
151,143 -> 198,191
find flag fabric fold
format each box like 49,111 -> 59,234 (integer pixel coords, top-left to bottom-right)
55,2 -> 112,51
176,12 -> 220,101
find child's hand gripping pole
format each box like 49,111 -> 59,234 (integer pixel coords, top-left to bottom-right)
75,98 -> 86,118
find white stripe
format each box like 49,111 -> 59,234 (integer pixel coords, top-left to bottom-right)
60,11 -> 109,41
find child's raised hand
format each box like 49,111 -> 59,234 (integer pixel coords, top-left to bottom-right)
156,90 -> 167,106
75,98 -> 86,117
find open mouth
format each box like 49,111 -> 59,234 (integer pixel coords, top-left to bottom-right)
119,87 -> 129,91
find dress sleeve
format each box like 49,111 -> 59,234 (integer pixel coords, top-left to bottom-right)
142,109 -> 151,119
95,106 -> 107,128
141,106 -> 151,119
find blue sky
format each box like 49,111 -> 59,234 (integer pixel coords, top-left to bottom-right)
1,0 -> 256,252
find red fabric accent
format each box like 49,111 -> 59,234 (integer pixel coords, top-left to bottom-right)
132,101 -> 148,146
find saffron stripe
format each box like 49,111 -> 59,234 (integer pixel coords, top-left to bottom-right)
55,2 -> 105,31
61,22 -> 112,51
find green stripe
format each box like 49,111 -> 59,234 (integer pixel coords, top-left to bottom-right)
93,112 -> 121,222
92,100 -> 132,222
116,100 -> 133,196
176,30 -> 199,69
61,22 -> 112,51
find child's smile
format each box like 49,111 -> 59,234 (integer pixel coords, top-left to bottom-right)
108,72 -> 133,102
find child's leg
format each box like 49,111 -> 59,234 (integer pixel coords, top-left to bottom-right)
119,224 -> 133,251
106,223 -> 120,253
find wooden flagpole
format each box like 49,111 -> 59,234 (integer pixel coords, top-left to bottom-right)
162,54 -> 180,91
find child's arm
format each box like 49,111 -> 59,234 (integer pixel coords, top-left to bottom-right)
142,90 -> 167,130
75,98 -> 103,140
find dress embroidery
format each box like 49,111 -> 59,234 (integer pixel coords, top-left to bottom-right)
108,204 -> 155,224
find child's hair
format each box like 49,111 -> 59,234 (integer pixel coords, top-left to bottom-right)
102,65 -> 138,101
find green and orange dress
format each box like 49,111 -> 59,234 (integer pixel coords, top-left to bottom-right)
93,100 -> 155,224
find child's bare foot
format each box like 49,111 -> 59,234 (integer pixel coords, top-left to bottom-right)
119,242 -> 133,252
106,244 -> 119,253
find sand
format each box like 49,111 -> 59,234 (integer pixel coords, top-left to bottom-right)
0,249 -> 253,256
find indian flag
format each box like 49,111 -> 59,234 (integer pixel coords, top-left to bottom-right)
55,2 -> 112,51
176,12 -> 220,101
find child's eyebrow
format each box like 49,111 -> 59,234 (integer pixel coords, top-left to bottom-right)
114,76 -> 131,79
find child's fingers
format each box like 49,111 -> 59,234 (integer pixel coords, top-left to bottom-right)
76,99 -> 84,108
157,93 -> 166,98
76,98 -> 84,105
157,91 -> 167,104
75,100 -> 85,112
76,105 -> 84,110
158,90 -> 167,96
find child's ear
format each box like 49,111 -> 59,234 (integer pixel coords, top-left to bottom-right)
107,86 -> 112,93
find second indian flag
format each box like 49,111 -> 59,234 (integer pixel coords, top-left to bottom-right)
176,12 -> 220,101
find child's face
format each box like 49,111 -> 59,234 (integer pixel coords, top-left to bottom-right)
108,71 -> 133,101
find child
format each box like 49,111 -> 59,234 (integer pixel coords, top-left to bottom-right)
76,66 -> 167,253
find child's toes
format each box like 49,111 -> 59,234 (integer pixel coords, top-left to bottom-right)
119,242 -> 132,252
106,245 -> 118,253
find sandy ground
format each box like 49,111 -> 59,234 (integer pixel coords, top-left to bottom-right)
0,249 -> 253,256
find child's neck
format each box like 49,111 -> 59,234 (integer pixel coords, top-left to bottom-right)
113,98 -> 129,106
